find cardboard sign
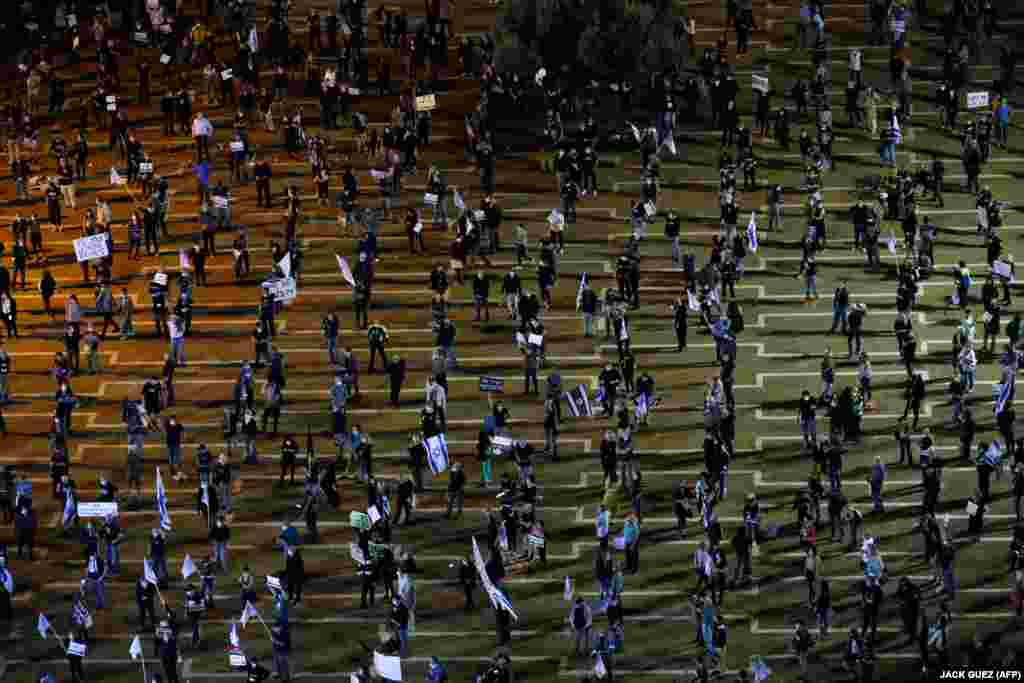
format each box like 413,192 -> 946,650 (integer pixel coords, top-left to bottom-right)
752,74 -> 769,93
415,94 -> 437,111
160,54 -> 171,64
230,141 -> 245,152
966,91 -> 989,109
350,511 -> 370,529
267,277 -> 297,304
221,69 -> 234,81
423,192 -> 438,205
479,376 -> 504,393
74,234 -> 110,262
77,502 -> 118,518
266,575 -> 282,591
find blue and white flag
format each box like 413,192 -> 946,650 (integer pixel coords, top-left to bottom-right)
229,622 -> 241,649
751,655 -> 772,682
487,585 -> 519,621
995,377 -> 1015,415
155,467 -> 172,531
143,558 -> 159,585
62,488 -> 76,528
182,554 -> 197,580
576,272 -> 589,311
747,212 -> 759,253
565,385 -> 592,418
426,434 -> 449,475
892,113 -> 902,145
129,635 -> 143,661
240,602 -> 259,628
0,568 -> 13,593
38,613 -> 52,640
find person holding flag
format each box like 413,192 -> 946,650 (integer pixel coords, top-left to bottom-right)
129,634 -> 146,680
66,627 -> 88,683
85,550 -> 107,610
155,466 -> 172,533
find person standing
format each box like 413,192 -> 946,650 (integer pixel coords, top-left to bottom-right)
367,321 -> 389,372
869,456 -> 886,513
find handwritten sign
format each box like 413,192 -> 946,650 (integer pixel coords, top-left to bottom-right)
415,94 -> 437,111
479,377 -> 505,393
77,502 -> 118,518
267,277 -> 297,304
74,234 -> 110,262
966,91 -> 989,109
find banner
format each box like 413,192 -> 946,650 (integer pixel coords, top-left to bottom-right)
415,94 -> 437,112
336,254 -> 356,287
267,277 -> 297,304
426,434 -> 449,475
479,377 -> 504,393
966,91 -> 990,109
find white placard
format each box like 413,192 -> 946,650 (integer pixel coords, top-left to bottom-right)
160,54 -> 171,64
268,277 -> 297,304
266,575 -> 282,590
374,652 -> 403,681
423,193 -> 438,205
67,642 -> 86,657
368,505 -> 382,525
77,502 -> 118,518
966,500 -> 978,516
140,162 -> 154,174
752,74 -> 769,93
229,654 -> 248,668
26,22 -> 39,31
221,69 -> 233,81
415,94 -> 437,112
350,543 -> 365,564
966,91 -> 989,109
74,234 -> 110,262
230,141 -> 245,152
153,273 -> 168,286
213,196 -> 229,208
527,333 -> 543,347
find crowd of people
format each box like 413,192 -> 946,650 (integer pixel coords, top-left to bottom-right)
0,0 -> 1022,681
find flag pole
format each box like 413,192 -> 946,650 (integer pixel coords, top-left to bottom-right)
47,624 -> 67,652
254,608 -> 275,642
139,649 -> 147,683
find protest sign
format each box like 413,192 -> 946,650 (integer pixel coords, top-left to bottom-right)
423,192 -> 438,205
267,277 -> 297,304
374,652 -> 402,681
77,502 -> 118,518
74,234 -> 110,262
415,94 -> 437,111
752,74 -> 769,93
966,91 -> 989,109
479,377 -> 504,393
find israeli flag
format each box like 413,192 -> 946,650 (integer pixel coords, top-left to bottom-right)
487,585 -> 518,621
892,113 -> 902,145
38,613 -> 52,640
229,622 -> 241,649
687,289 -> 701,312
576,272 -> 589,311
129,635 -> 144,661
155,467 -> 172,531
425,434 -> 449,475
751,655 -> 772,682
182,554 -> 197,580
747,212 -> 759,253
62,488 -> 76,527
995,376 -> 1015,415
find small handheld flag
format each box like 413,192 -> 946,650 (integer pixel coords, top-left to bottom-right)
155,467 -> 172,532
182,554 -> 197,580
229,622 -> 241,649
336,254 -> 356,287
747,212 -> 759,253
38,613 -> 51,640
564,576 -> 573,601
129,635 -> 143,661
